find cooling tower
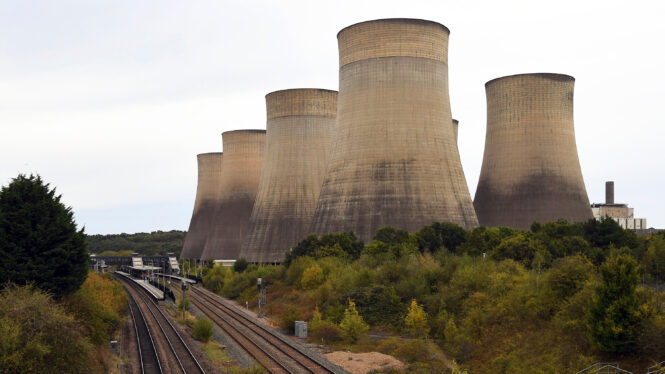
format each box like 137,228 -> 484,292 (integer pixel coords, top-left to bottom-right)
240,89 -> 337,263
180,152 -> 223,260
309,18 -> 478,243
201,130 -> 266,260
473,73 -> 593,229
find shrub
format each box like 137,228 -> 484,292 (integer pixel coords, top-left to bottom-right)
178,297 -> 190,312
279,306 -> 303,334
65,272 -> 127,345
339,299 -> 369,343
234,257 -> 249,273
286,257 -> 316,286
309,307 -> 342,342
203,265 -> 227,293
0,284 -> 96,373
301,264 -> 324,290
192,316 -> 214,342
405,299 -> 429,338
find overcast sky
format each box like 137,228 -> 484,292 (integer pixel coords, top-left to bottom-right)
2,0 -> 664,234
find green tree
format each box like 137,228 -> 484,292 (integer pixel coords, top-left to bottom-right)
301,264 -> 324,289
0,174 -> 88,298
415,222 -> 468,254
234,257 -> 249,273
642,236 -> 665,283
588,254 -> 642,353
404,298 -> 429,337
339,299 -> 369,343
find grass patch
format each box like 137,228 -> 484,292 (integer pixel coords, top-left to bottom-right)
201,341 -> 233,366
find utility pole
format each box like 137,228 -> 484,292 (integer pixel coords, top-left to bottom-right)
181,281 -> 188,320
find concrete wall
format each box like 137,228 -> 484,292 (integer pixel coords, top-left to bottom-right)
474,73 -> 592,229
180,152 -> 223,260
201,130 -> 265,260
240,89 -> 337,263
310,18 -> 478,243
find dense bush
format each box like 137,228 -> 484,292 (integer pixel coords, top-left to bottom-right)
285,232 -> 364,265
234,257 -> 249,273
65,272 -> 127,345
588,254 -> 642,353
0,285 -> 96,373
193,316 -> 214,342
279,306 -> 303,334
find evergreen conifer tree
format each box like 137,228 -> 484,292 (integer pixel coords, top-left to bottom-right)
0,174 -> 88,297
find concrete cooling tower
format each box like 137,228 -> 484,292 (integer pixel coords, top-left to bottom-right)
201,130 -> 266,260
310,18 -> 479,243
240,89 -> 337,263
473,73 -> 592,229
180,152 -> 223,260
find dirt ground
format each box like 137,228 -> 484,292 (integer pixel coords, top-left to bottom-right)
325,351 -> 405,374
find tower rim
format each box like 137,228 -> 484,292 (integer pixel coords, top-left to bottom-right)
485,73 -> 575,87
337,18 -> 449,38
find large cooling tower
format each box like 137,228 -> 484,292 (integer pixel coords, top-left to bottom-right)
473,73 -> 592,229
310,19 -> 478,243
201,130 -> 266,260
240,89 -> 337,263
180,152 -> 223,260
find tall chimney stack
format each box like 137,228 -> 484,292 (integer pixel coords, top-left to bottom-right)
606,181 -> 614,204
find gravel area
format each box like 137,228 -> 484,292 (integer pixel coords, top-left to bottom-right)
122,312 -> 140,374
175,288 -> 257,370
325,352 -> 405,374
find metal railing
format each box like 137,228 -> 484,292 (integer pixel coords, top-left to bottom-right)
576,362 -> 633,374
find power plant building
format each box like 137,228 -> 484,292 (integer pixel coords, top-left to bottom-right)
591,181 -> 647,230
473,73 -> 593,229
180,152 -> 223,260
240,89 -> 337,263
310,18 -> 479,243
201,130 -> 266,260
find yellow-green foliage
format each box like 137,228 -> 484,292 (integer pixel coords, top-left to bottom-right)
339,299 -> 369,343
203,264 -> 228,293
211,220 -> 665,373
65,272 -> 128,345
0,285 -> 97,374
405,299 -> 429,338
301,264 -> 324,289
192,316 -> 214,342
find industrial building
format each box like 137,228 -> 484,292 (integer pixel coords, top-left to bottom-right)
310,18 -> 479,243
591,181 -> 647,230
240,89 -> 337,263
201,130 -> 265,261
473,73 -> 593,230
180,152 -> 223,260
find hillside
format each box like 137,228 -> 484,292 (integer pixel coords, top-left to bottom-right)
86,230 -> 186,256
201,219 -> 665,373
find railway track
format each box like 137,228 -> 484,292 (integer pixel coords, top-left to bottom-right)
127,287 -> 162,374
182,282 -> 338,374
117,274 -> 205,374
